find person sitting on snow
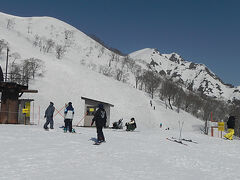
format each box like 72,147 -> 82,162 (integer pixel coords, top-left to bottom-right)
125,117 -> 137,131
112,118 -> 123,129
224,115 -> 235,140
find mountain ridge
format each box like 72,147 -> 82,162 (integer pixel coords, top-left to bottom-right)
0,11 -> 239,101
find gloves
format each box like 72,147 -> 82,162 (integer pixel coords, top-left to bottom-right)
44,115 -> 46,118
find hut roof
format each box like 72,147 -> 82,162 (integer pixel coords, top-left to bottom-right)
81,96 -> 114,107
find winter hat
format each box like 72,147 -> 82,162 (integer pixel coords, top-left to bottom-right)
98,104 -> 104,109
50,102 -> 54,105
131,117 -> 135,121
68,102 -> 72,106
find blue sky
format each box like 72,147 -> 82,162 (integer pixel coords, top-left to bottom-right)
0,0 -> 239,86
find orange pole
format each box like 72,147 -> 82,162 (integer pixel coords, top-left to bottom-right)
54,106 -> 65,118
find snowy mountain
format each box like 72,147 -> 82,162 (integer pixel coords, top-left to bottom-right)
1,11 -> 240,180
129,48 -> 240,100
0,11 -> 202,130
0,11 -> 239,104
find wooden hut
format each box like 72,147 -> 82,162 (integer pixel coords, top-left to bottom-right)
81,96 -> 114,127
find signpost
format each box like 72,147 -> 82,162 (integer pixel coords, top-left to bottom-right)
22,106 -> 30,125
218,122 -> 225,138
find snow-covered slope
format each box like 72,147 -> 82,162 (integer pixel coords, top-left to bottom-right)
0,12 -> 203,130
130,48 -> 240,100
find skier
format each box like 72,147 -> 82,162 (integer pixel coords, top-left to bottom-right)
224,115 -> 235,140
64,102 -> 74,133
160,123 -> 163,128
91,104 -> 107,143
43,102 -> 55,130
125,117 -> 137,131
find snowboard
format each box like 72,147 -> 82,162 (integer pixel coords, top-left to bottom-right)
93,142 -> 101,145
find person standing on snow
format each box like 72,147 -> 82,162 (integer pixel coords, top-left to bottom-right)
64,102 -> 74,133
43,102 -> 55,130
91,104 -> 107,143
224,115 -> 235,140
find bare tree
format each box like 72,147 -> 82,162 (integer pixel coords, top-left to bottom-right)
0,39 -> 8,54
22,58 -> 44,79
142,70 -> 161,99
9,63 -> 22,84
109,53 -> 115,67
173,87 -> 185,113
46,39 -> 55,53
6,18 -> 15,30
33,35 -> 40,47
64,30 -> 74,40
132,64 -> 142,89
55,45 -> 66,59
161,80 -> 178,109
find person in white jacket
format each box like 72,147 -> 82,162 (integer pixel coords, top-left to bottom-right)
64,102 -> 74,132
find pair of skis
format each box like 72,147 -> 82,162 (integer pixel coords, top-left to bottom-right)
166,120 -> 197,146
166,137 -> 198,146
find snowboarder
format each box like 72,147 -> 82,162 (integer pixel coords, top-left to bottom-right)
91,104 -> 107,143
112,118 -> 123,129
64,102 -> 74,133
224,115 -> 235,140
43,102 -> 55,130
125,117 -> 137,131
150,100 -> 152,107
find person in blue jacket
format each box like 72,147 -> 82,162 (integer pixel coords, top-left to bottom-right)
64,102 -> 74,133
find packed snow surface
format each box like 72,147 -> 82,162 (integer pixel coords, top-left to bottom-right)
0,125 -> 240,180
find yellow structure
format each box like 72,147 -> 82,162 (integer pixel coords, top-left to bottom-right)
224,129 -> 234,140
218,122 -> 224,131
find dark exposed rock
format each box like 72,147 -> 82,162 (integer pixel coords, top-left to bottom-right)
189,62 -> 197,69
150,58 -> 159,67
159,70 -> 166,76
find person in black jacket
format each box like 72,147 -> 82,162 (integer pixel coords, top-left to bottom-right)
44,102 -> 55,130
91,104 -> 107,143
224,115 -> 235,140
